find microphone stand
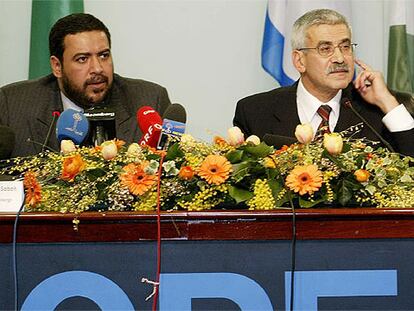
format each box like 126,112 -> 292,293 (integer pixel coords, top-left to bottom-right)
342,98 -> 395,153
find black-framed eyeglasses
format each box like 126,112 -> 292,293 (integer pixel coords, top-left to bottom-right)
297,42 -> 358,57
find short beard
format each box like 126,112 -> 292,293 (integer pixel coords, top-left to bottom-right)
61,72 -> 111,110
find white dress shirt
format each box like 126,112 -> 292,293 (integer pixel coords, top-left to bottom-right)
296,79 -> 414,136
61,92 -> 83,112
296,79 -> 341,136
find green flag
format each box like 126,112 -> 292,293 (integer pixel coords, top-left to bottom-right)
387,0 -> 414,93
29,0 -> 84,79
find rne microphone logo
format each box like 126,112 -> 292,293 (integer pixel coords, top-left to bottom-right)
143,110 -> 156,115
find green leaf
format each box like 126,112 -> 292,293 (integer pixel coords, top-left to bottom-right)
322,149 -> 346,169
231,162 -> 251,180
244,142 -> 274,158
86,168 -> 106,181
165,143 -> 184,160
299,196 -> 326,208
275,191 -> 289,207
228,185 -> 253,203
226,150 -> 244,163
268,179 -> 283,197
342,143 -> 351,153
336,178 -> 355,206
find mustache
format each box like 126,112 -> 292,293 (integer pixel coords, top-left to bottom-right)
327,64 -> 349,74
85,75 -> 108,85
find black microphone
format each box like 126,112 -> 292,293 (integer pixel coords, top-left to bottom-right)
83,106 -> 116,146
263,134 -> 297,149
163,103 -> 187,123
157,103 -> 187,150
42,111 -> 61,152
0,125 -> 15,159
340,93 -> 395,153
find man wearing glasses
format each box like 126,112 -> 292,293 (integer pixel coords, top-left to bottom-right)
233,9 -> 414,156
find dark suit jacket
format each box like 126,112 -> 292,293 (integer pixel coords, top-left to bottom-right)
233,83 -> 414,156
0,74 -> 171,157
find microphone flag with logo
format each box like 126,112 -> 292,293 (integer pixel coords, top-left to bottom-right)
136,106 -> 163,147
157,103 -> 187,150
83,106 -> 116,146
56,109 -> 89,145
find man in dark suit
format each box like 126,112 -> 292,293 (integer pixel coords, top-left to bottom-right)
234,9 -> 414,156
0,13 -> 170,158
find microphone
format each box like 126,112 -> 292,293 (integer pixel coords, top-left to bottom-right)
137,106 -> 163,147
263,134 -> 296,149
340,93 -> 395,153
0,125 -> 15,159
157,103 -> 187,150
83,106 -> 116,146
42,111 -> 60,152
56,109 -> 89,145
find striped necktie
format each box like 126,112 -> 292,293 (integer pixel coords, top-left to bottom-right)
316,105 -> 332,136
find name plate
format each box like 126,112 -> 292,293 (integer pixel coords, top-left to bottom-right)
0,181 -> 25,213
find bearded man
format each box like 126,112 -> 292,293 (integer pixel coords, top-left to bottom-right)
0,13 -> 171,157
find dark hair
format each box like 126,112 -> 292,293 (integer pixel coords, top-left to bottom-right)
49,13 -> 111,61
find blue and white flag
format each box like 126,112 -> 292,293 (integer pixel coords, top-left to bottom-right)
261,0 -> 352,86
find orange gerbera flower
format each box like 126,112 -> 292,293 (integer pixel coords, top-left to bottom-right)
23,171 -> 42,206
178,166 -> 195,180
285,164 -> 323,195
61,154 -> 85,182
120,162 -> 157,195
198,154 -> 232,185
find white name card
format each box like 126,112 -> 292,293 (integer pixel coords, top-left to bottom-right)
0,181 -> 25,213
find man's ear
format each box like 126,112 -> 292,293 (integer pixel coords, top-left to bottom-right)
292,50 -> 306,73
50,56 -> 62,78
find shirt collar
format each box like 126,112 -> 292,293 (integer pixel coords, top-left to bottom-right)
60,92 -> 84,112
297,79 -> 342,120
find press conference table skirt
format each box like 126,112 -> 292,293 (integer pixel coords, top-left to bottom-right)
1,208 -> 414,310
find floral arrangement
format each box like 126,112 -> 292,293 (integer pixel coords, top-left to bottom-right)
1,123 -> 414,214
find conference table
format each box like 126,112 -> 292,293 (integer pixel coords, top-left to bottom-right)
1,208 -> 414,310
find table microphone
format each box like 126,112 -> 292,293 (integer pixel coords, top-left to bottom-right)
340,93 -> 395,153
157,103 -> 187,150
41,111 -> 60,152
136,106 -> 163,147
84,106 -> 116,146
263,134 -> 296,149
56,109 -> 90,145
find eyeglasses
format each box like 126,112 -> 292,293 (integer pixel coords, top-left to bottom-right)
297,42 -> 357,57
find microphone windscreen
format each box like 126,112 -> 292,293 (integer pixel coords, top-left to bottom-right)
136,106 -> 163,133
56,109 -> 89,145
157,104 -> 187,150
263,134 -> 297,149
162,103 -> 187,123
0,125 -> 15,159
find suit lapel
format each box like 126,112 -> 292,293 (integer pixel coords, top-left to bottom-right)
109,81 -> 134,141
269,83 -> 301,137
32,77 -> 63,152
